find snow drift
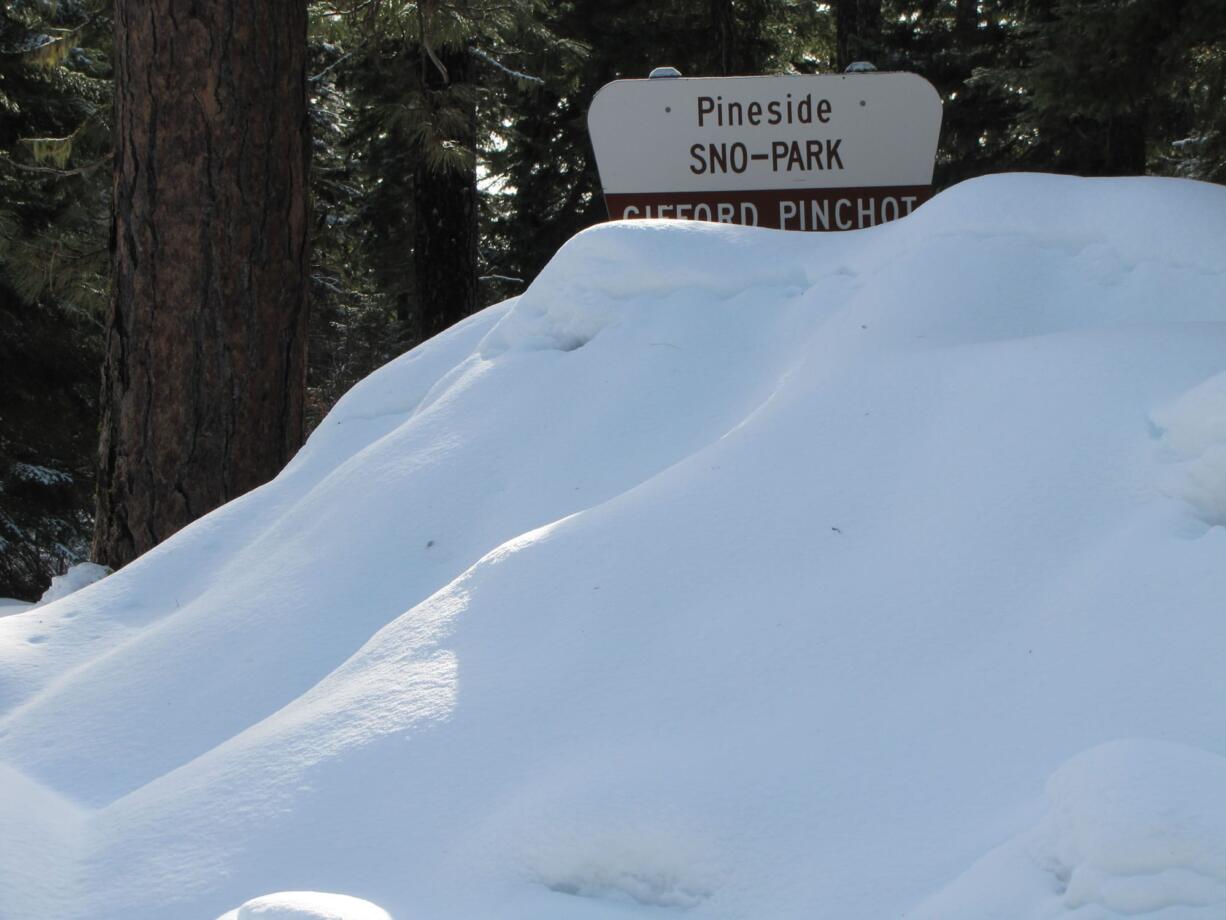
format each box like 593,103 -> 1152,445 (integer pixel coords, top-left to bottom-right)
218,891 -> 392,920
2,174 -> 1226,920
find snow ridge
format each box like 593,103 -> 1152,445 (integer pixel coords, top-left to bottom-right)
1,174 -> 1225,920
908,741 -> 1226,919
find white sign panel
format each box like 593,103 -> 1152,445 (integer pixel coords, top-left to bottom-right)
587,72 -> 943,230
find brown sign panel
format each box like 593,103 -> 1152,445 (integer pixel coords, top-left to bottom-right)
605,185 -> 933,231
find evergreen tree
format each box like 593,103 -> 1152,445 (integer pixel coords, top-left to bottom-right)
835,0 -> 883,70
328,0 -> 565,353
0,0 -> 110,599
487,0 -> 822,290
1009,0 -> 1159,174
883,0 -> 1024,187
1156,0 -> 1226,181
983,0 -> 1226,179
3,0 -> 1225,596
305,21 -> 403,425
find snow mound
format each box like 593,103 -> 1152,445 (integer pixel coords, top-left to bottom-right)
0,598 -> 33,616
907,740 -> 1226,918
217,891 -> 391,920
1,174 -> 1225,920
34,561 -> 111,609
1153,371 -> 1226,526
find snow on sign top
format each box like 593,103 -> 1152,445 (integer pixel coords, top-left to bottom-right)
587,72 -> 943,230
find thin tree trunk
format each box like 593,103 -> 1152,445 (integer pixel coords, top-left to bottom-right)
95,0 -> 310,568
1103,113 -> 1148,175
955,0 -> 977,45
411,45 -> 478,345
712,0 -> 735,76
835,0 -> 883,71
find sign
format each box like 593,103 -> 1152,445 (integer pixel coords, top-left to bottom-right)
587,72 -> 943,231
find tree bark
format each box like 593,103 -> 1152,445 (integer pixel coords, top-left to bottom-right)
95,0 -> 310,568
835,0 -> 883,71
410,45 -> 479,346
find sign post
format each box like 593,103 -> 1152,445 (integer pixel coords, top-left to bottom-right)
587,72 -> 943,231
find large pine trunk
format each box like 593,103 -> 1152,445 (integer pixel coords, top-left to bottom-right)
95,0 -> 310,568
410,46 -> 479,346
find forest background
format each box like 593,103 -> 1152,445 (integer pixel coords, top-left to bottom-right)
1,0 -> 1224,599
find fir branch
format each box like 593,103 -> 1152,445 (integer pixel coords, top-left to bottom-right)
2,154 -> 109,177
310,40 -> 367,82
312,273 -> 348,295
470,47 -> 543,84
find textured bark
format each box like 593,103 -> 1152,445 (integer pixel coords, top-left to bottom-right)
835,0 -> 883,71
411,46 -> 479,346
95,0 -> 310,568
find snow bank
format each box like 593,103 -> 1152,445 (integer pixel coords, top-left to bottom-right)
33,562 -> 111,609
0,598 -> 32,616
1153,370 -> 1226,526
217,891 -> 391,920
1,174 -> 1225,920
907,740 -> 1226,918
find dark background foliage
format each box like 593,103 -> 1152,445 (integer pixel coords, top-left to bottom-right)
1,0 -> 1223,598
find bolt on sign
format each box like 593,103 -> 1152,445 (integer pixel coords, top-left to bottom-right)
587,72 -> 943,231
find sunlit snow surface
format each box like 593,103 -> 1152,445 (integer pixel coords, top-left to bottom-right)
2,174 -> 1226,920
0,599 -> 32,616
217,890 -> 392,920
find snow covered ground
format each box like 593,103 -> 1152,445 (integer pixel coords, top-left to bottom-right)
2,173 -> 1225,920
0,598 -> 32,617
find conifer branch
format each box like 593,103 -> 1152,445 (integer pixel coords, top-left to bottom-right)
470,47 -> 543,84
416,1 -> 449,83
3,155 -> 110,177
310,41 -> 367,82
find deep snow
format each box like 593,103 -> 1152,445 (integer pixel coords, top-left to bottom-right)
218,890 -> 391,920
0,599 -> 31,617
2,174 -> 1225,920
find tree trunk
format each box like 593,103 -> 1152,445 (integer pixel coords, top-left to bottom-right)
955,0 -> 977,45
711,0 -> 735,75
95,0 -> 310,568
411,45 -> 479,346
1103,113 -> 1147,175
835,0 -> 883,71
